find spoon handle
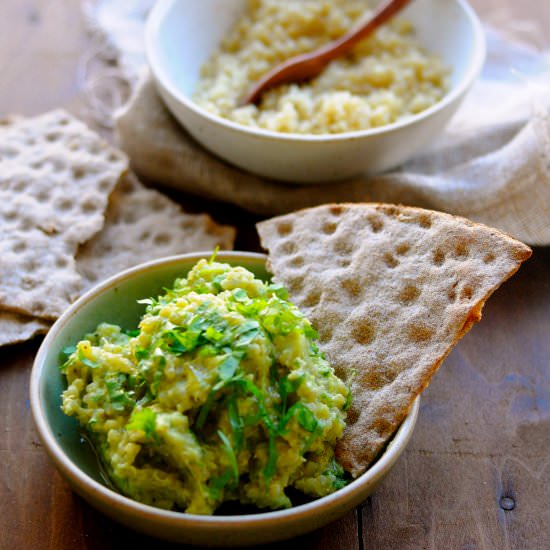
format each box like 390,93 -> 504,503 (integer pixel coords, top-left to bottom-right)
316,0 -> 412,63
241,0 -> 412,105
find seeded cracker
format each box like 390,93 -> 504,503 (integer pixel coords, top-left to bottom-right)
257,203 -> 531,477
76,173 -> 236,290
0,110 -> 127,319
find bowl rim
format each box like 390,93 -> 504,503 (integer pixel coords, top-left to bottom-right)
145,0 -> 486,143
30,251 -> 420,529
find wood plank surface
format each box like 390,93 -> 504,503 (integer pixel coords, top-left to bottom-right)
0,1 -> 548,549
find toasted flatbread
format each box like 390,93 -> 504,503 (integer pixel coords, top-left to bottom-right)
76,173 -> 236,291
0,108 -> 236,343
257,203 -> 531,477
0,173 -> 236,346
0,109 -> 127,319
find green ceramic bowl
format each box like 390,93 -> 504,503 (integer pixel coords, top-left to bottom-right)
30,251 -> 419,546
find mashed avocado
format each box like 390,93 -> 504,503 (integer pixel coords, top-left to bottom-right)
60,259 -> 350,514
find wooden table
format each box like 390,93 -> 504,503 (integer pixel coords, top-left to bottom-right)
1,1 -> 549,548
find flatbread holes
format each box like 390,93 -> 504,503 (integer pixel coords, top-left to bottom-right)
257,203 -> 531,477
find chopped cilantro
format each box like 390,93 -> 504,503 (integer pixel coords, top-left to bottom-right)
343,386 -> 353,411
231,288 -> 248,302
150,355 -> 166,397
59,345 -> 76,370
325,458 -> 349,490
295,403 -> 318,432
137,297 -> 157,307
77,349 -> 98,369
161,328 -> 202,355
105,373 -> 134,412
278,374 -> 304,416
268,283 -> 288,300
135,347 -> 150,361
61,345 -> 77,359
209,247 -> 219,264
218,353 -> 241,380
227,394 -> 244,450
208,469 -> 234,500
127,408 -> 157,440
217,430 -> 239,488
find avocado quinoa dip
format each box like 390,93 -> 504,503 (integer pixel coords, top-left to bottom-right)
60,258 -> 350,514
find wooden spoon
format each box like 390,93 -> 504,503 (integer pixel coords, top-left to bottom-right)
240,0 -> 413,106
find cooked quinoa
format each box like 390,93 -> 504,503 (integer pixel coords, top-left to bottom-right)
60,259 -> 350,514
193,0 -> 450,135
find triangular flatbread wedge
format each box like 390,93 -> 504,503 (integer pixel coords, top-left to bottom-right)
257,203 -> 531,477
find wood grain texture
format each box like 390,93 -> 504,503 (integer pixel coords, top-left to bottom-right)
361,247 -> 550,549
0,0 -> 548,549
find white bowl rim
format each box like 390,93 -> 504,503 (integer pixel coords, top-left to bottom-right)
30,251 -> 420,529
145,0 -> 486,143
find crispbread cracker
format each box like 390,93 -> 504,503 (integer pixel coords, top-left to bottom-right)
0,109 -> 127,319
257,203 -> 531,477
76,173 -> 236,291
0,312 -> 50,347
0,229 -> 83,319
0,171 -> 235,346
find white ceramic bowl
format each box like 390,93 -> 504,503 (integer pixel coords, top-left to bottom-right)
145,0 -> 485,183
30,252 -> 420,546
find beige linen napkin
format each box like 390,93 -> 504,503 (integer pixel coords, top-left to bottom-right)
115,31 -> 550,246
